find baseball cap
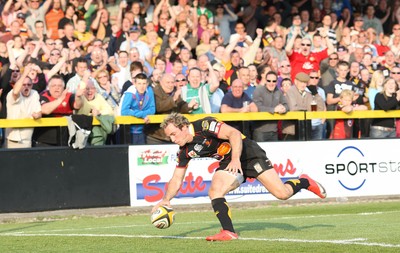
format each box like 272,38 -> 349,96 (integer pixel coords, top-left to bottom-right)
129,25 -> 141,33
295,72 -> 310,83
17,13 -> 26,19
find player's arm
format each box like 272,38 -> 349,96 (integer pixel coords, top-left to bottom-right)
163,167 -> 186,202
217,123 -> 243,174
151,167 -> 186,212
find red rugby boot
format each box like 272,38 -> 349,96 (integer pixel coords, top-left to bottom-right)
206,229 -> 239,241
299,174 -> 327,199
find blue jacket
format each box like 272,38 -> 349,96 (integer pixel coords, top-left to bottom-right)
121,86 -> 155,134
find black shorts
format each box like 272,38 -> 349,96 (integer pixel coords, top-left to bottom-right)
217,138 -> 274,179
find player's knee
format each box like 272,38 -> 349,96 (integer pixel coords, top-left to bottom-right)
208,188 -> 217,199
208,187 -> 224,199
271,189 -> 291,200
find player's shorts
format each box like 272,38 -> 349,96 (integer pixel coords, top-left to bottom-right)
217,138 -> 274,179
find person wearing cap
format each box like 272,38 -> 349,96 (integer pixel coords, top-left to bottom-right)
16,12 -> 26,24
1,0 -> 25,27
337,45 -> 350,62
282,72 -> 325,140
120,25 -> 151,63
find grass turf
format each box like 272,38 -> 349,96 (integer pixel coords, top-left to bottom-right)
0,200 -> 399,253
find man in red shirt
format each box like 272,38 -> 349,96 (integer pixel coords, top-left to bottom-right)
285,28 -> 335,81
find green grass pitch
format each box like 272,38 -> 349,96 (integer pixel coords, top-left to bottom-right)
0,200 -> 399,253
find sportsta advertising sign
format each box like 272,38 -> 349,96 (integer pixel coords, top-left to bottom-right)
129,139 -> 400,206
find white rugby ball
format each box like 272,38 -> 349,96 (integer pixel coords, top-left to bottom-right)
151,206 -> 175,229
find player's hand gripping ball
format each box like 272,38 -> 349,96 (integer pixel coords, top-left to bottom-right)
151,206 -> 175,229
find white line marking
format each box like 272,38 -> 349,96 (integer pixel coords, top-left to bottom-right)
4,210 -> 399,234
1,233 -> 399,248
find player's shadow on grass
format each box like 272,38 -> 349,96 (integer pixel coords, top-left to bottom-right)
175,224 -> 222,237
174,221 -> 333,237
237,221 -> 334,232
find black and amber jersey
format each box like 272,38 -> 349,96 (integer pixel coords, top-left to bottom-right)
176,117 -> 273,178
176,117 -> 234,168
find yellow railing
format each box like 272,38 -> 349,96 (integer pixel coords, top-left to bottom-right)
0,110 -> 399,128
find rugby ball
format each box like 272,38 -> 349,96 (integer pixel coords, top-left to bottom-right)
151,206 -> 175,229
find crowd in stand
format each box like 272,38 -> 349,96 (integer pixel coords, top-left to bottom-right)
0,0 -> 400,148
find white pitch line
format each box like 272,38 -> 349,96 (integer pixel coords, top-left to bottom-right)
10,210 -> 399,234
1,233 -> 400,248
1,210 -> 396,234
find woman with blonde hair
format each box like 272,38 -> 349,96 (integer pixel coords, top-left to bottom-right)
96,69 -> 121,115
367,70 -> 385,110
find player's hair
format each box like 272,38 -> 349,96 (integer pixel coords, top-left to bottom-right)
161,113 -> 190,130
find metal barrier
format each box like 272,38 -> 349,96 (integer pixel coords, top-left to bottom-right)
1,110 -> 399,128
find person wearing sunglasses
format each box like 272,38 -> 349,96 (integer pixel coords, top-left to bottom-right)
5,64 -> 42,148
320,52 -> 339,89
307,70 -> 327,140
283,72 -> 326,140
285,27 -> 335,81
252,71 -> 288,142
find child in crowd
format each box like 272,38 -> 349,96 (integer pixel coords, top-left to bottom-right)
330,90 -> 368,139
120,73 -> 155,144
